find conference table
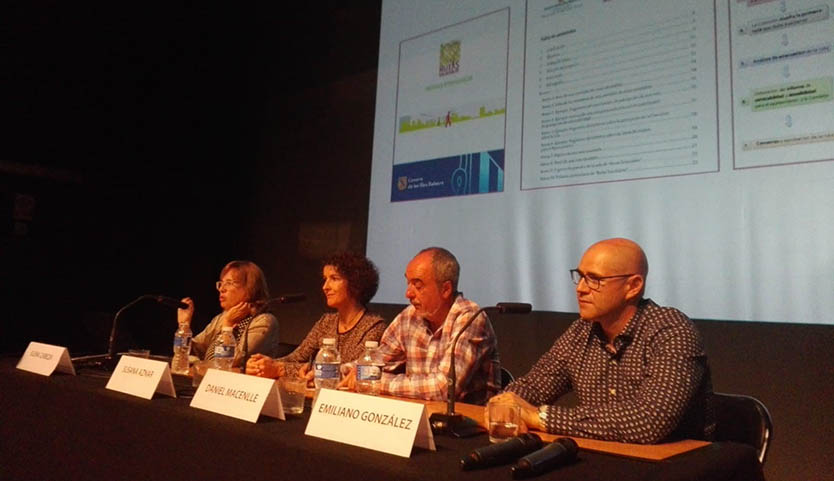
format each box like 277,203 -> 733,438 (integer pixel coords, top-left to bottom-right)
0,359 -> 764,481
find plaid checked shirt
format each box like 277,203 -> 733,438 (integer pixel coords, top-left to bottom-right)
378,295 -> 500,403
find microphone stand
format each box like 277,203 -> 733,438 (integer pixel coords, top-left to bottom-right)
71,294 -> 157,367
430,302 -> 532,438
241,293 -> 306,368
72,295 -> 192,367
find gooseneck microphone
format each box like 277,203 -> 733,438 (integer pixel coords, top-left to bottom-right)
110,295 -> 189,357
153,295 -> 189,310
511,437 -> 579,479
494,303 -> 533,315
430,302 -> 532,437
241,293 -> 307,367
72,294 -> 189,365
460,433 -> 543,471
266,293 -> 306,305
446,303 -> 532,413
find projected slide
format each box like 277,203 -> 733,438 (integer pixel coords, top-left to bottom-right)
521,0 -> 719,189
730,1 -> 834,169
391,9 -> 509,201
371,0 -> 834,323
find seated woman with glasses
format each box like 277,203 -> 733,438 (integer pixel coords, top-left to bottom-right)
246,252 -> 385,380
178,260 -> 280,369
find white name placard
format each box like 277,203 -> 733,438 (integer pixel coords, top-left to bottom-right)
105,355 -> 176,399
189,368 -> 284,422
16,342 -> 76,376
305,389 -> 436,458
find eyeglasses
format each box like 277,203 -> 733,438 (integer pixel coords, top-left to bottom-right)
215,280 -> 241,291
570,269 -> 636,290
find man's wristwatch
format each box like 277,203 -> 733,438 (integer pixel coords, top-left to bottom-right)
537,405 -> 549,430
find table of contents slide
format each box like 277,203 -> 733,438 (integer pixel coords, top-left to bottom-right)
521,0 -> 719,189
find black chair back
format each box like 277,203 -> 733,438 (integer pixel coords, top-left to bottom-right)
713,392 -> 773,465
500,367 -> 515,388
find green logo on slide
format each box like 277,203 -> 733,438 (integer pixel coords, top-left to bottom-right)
439,40 -> 460,76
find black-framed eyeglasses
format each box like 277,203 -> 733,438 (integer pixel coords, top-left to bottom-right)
570,269 -> 636,290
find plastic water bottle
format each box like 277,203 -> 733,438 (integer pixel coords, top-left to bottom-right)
213,326 -> 236,371
314,338 -> 341,392
171,322 -> 192,375
356,341 -> 383,395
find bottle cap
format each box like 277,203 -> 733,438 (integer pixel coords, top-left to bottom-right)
365,341 -> 379,348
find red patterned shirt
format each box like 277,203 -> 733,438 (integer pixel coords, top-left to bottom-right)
378,295 -> 500,404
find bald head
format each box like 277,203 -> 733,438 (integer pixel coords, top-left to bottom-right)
584,238 -> 648,279
575,238 -> 649,329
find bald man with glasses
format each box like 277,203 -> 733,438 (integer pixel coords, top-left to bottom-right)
488,238 -> 714,444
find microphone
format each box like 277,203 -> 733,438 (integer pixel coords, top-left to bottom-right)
266,293 -> 306,305
242,293 -> 307,367
511,437 -> 579,479
73,294 -> 185,366
430,301 -> 533,437
496,303 -> 532,314
153,295 -> 189,310
460,433 -> 543,471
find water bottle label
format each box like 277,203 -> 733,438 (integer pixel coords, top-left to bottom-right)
357,365 -> 381,381
214,345 -> 234,358
174,335 -> 191,347
315,363 -> 340,379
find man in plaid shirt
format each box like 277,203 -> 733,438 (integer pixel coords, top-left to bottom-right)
375,247 -> 500,404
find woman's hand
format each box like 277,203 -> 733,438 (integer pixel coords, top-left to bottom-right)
337,365 -> 357,391
245,354 -> 285,378
221,302 -> 253,327
177,298 -> 194,326
298,363 -> 315,387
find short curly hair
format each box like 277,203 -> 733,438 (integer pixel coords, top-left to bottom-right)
321,253 -> 380,307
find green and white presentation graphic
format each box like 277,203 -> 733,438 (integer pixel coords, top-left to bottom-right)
731,1 -> 834,169
391,8 -> 508,201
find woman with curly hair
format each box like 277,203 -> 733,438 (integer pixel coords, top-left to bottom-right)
246,253 -> 385,379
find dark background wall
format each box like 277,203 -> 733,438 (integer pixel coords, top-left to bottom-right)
2,4 -> 831,481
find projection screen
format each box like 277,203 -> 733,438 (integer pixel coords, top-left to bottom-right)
367,0 -> 834,324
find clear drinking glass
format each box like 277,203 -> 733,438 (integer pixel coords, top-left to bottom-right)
128,349 -> 151,359
488,401 -> 521,443
190,360 -> 213,388
280,377 -> 307,415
